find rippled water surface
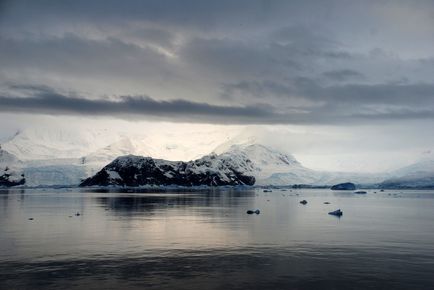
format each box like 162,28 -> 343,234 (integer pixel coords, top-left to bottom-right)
1,188 -> 434,289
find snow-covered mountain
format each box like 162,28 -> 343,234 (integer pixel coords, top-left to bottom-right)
81,152 -> 255,187
391,159 -> 434,177
217,143 -> 388,186
2,126 -> 242,162
1,128 -> 118,160
0,128 -> 391,187
380,159 -> 434,188
380,174 -> 434,189
0,126 -> 242,186
81,137 -> 152,165
1,126 -> 433,188
216,143 -> 313,184
0,148 -> 25,187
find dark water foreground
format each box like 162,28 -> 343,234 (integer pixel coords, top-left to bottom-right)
1,188 -> 434,289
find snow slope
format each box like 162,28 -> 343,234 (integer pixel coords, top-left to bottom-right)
1,128 -> 118,160
217,143 -> 388,186
216,143 -> 309,184
2,125 -> 242,162
0,125 -> 426,187
0,125 -> 243,186
380,159 -> 434,188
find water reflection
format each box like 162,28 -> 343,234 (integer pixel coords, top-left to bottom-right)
1,188 -> 434,289
94,189 -> 254,215
1,246 -> 434,290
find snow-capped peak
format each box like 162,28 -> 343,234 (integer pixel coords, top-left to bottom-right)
223,143 -> 300,166
81,152 -> 256,187
214,143 -> 304,184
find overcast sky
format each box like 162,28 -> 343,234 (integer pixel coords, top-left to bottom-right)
1,0 -> 434,172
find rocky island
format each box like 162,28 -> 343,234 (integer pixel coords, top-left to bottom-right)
80,152 -> 256,187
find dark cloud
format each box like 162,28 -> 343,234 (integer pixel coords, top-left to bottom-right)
0,0 -> 313,33
223,78 -> 434,107
322,69 -> 365,81
180,37 -> 289,79
2,84 -> 434,125
0,85 -> 281,124
0,34 -> 172,79
299,80 -> 434,106
1,0 -> 434,126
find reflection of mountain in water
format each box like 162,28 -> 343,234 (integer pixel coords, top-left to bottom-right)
94,189 -> 256,215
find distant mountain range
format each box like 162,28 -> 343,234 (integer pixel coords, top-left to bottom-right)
1,127 -> 434,188
380,160 -> 434,189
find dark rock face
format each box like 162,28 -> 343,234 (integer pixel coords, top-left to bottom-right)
330,182 -> 356,190
80,153 -> 256,187
0,171 -> 25,187
0,149 -> 25,187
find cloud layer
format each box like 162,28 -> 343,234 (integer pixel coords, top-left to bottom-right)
2,84 -> 434,125
1,0 -> 434,125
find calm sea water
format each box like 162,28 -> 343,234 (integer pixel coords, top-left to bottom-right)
1,188 -> 434,289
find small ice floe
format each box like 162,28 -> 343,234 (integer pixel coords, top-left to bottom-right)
328,209 -> 343,217
75,212 -> 81,216
324,202 -> 330,204
246,209 -> 261,214
299,200 -> 308,205
263,189 -> 272,193
354,191 -> 367,194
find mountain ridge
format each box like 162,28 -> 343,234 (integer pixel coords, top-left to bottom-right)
1,128 -> 434,188
80,153 -> 256,187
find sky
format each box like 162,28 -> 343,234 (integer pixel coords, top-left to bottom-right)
1,0 -> 434,172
